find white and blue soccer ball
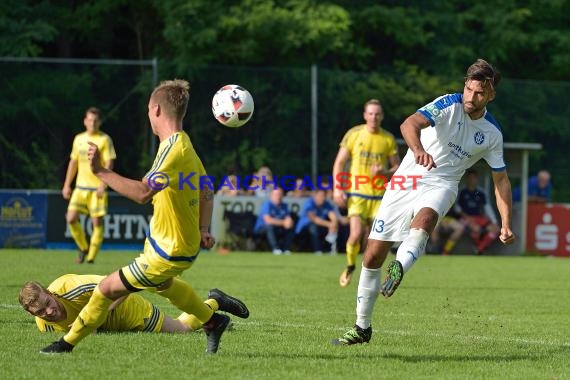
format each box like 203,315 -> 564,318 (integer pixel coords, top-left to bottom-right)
212,84 -> 254,128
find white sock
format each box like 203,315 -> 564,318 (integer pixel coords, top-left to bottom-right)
396,228 -> 429,272
355,266 -> 381,329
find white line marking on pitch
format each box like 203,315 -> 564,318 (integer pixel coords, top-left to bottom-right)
0,304 -> 21,309
243,320 -> 570,347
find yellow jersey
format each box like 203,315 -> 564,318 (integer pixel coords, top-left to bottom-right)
70,131 -> 116,189
36,274 -> 162,333
340,125 -> 398,198
144,131 -> 206,262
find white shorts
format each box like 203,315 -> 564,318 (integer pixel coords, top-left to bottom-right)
368,181 -> 457,242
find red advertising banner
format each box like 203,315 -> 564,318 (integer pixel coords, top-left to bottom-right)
526,203 -> 570,256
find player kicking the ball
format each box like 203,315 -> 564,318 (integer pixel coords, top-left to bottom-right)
333,59 -> 515,345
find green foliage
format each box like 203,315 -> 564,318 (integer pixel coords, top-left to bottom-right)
1,250 -> 570,378
0,63 -> 154,188
0,0 -> 569,197
159,0 -> 352,67
0,0 -> 56,56
0,136 -> 57,188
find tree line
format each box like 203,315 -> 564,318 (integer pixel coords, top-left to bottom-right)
0,0 -> 568,199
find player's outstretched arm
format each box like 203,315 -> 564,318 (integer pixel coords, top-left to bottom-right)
95,170 -> 156,204
492,170 -> 515,244
87,142 -> 156,204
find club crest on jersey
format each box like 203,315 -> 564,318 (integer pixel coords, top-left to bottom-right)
474,131 -> 485,145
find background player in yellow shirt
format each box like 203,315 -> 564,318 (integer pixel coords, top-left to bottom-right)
333,99 -> 400,287
62,107 -> 116,264
41,79 -> 231,355
20,274 -> 249,334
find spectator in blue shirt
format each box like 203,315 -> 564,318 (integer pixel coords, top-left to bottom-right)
513,170 -> 552,203
528,170 -> 552,202
295,189 -> 339,254
254,187 -> 295,255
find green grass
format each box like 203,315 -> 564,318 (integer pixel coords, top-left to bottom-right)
1,249 -> 569,380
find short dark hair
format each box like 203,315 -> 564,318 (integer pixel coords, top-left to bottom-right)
465,59 -> 501,89
85,107 -> 101,118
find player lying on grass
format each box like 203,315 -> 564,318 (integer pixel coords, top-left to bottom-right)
20,274 -> 249,334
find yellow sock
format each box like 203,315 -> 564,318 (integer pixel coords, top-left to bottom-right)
157,278 -> 213,323
69,221 -> 88,252
346,242 -> 360,267
177,299 -> 218,331
87,225 -> 104,262
443,240 -> 457,254
64,285 -> 113,346
204,298 -> 218,312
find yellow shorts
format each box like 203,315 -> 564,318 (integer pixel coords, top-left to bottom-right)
347,195 -> 382,222
68,188 -> 108,217
120,239 -> 197,291
440,216 -> 455,225
100,293 -> 165,333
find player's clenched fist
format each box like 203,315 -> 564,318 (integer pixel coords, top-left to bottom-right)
499,227 -> 515,245
200,231 -> 216,249
87,142 -> 102,174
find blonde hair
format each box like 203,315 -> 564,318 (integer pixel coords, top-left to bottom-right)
364,99 -> 382,111
18,281 -> 47,311
151,79 -> 190,122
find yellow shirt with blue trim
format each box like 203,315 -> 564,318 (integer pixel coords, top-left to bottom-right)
35,274 -> 162,333
340,125 -> 398,197
70,131 -> 116,189
144,131 -> 205,261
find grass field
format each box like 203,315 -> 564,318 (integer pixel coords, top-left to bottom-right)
1,249 -> 569,380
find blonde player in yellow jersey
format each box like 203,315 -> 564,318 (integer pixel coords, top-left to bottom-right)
333,99 -> 400,287
20,274 -> 249,334
41,79 -> 232,355
62,107 -> 116,264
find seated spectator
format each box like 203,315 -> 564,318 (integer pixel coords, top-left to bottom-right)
253,187 -> 295,255
287,178 -> 311,198
247,166 -> 274,198
216,175 -> 246,197
456,169 -> 500,255
323,178 -> 349,254
513,169 -> 552,203
427,210 -> 464,255
295,189 -> 339,254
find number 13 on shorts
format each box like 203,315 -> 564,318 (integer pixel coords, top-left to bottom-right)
372,219 -> 385,233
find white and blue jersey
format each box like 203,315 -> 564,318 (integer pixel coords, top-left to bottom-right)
396,93 -> 505,193
254,201 -> 290,233
295,197 -> 336,234
369,93 -> 506,242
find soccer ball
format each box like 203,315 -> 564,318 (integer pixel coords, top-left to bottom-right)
212,84 -> 254,128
